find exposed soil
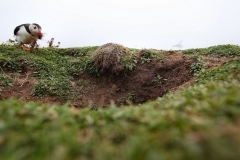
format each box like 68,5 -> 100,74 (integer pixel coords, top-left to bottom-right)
0,51 -> 229,107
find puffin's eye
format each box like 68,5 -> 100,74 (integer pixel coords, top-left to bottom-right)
34,27 -> 36,29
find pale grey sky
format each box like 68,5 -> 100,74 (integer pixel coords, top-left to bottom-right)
1,0 -> 240,50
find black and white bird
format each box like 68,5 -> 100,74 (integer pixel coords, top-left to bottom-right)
14,23 -> 43,50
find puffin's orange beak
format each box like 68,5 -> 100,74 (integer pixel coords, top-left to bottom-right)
38,31 -> 43,39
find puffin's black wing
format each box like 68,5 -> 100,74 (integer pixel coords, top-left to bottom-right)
23,24 -> 31,35
14,25 -> 22,35
14,24 -> 30,35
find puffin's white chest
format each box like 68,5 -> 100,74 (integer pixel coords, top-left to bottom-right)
15,26 -> 37,44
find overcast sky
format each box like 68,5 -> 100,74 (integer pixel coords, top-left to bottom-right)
1,0 -> 240,50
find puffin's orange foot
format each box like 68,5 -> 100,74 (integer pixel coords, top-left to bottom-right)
20,44 -> 30,51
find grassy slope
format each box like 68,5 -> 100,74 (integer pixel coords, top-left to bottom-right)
0,44 -> 240,160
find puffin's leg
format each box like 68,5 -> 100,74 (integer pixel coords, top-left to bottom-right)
30,40 -> 37,50
20,44 -> 30,51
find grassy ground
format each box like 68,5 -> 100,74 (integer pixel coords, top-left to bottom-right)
0,44 -> 240,160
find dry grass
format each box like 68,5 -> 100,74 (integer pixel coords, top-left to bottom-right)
93,43 -> 130,74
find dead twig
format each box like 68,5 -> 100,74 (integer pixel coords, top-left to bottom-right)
0,67 -> 12,79
48,38 -> 54,47
19,73 -> 29,87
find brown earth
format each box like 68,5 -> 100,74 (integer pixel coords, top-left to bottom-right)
0,51 -> 229,107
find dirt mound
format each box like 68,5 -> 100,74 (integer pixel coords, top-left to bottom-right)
88,51 -> 231,106
0,50 -> 194,107
72,51 -> 193,107
93,43 -> 130,74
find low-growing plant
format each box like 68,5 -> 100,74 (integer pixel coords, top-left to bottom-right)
188,55 -> 202,62
140,50 -> 164,64
152,74 -> 168,84
121,54 -> 137,71
183,45 -> 240,57
127,91 -> 136,103
0,57 -> 25,72
0,73 -> 13,91
77,46 -> 99,56
31,76 -> 73,101
52,46 -> 98,57
190,62 -> 205,74
69,57 -> 99,76
195,58 -> 240,84
203,44 -> 240,57
182,48 -> 206,54
90,104 -> 99,111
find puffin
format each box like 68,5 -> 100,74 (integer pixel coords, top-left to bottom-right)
14,23 -> 43,50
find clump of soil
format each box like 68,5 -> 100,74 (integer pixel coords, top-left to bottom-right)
93,43 -> 130,74
73,51 -> 193,107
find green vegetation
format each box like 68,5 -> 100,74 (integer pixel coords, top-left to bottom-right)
0,44 -> 240,159
183,44 -> 240,57
126,91 -> 136,103
152,74 -> 168,85
120,54 -> 137,71
0,73 -> 13,91
0,45 -> 99,100
139,49 -> 164,64
190,62 -> 205,74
